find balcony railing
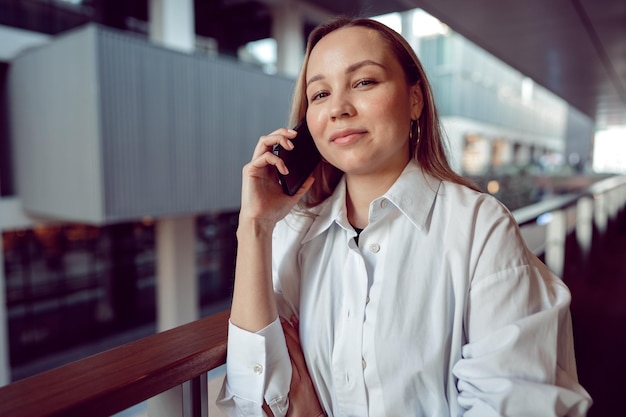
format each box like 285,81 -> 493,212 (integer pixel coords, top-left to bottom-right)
0,174 -> 625,417
0,310 -> 229,417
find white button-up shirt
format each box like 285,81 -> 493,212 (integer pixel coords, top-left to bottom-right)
218,161 -> 592,416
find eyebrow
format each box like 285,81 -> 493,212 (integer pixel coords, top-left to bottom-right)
306,59 -> 386,88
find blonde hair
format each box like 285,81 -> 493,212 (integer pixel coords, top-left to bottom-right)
291,17 -> 478,207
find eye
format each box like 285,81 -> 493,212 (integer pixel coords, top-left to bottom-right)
354,79 -> 377,88
310,91 -> 329,102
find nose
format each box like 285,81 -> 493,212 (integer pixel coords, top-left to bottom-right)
329,91 -> 355,120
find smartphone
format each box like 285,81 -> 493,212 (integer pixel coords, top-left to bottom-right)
273,119 -> 321,196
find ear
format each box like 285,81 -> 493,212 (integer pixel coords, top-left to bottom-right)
410,83 -> 424,120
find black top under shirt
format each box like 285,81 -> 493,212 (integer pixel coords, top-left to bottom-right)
354,227 -> 364,246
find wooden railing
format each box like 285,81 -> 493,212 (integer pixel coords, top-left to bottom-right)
0,174 -> 625,417
0,310 -> 230,417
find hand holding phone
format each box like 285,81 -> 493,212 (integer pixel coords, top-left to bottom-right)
273,119 -> 321,196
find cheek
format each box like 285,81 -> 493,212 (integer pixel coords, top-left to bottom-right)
363,93 -> 404,121
306,111 -> 322,141
306,111 -> 328,154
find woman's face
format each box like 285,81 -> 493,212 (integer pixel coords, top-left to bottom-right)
305,26 -> 422,178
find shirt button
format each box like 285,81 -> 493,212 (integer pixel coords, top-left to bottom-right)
380,200 -> 388,209
366,295 -> 370,304
362,358 -> 367,369
253,364 -> 263,375
370,243 -> 380,253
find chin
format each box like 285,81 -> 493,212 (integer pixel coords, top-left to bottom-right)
340,163 -> 376,177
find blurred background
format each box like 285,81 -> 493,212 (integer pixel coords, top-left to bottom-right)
0,0 -> 625,416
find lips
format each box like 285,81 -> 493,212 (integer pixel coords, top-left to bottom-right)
330,128 -> 367,145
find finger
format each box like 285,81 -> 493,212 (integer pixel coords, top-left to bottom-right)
252,128 -> 296,158
247,151 -> 289,176
281,317 -> 299,347
290,315 -> 300,330
281,319 -> 309,374
280,318 -> 303,379
288,351 -> 301,382
281,318 -> 303,357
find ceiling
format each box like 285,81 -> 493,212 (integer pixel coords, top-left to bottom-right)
414,0 -> 626,128
3,0 -> 625,128
292,0 -> 626,128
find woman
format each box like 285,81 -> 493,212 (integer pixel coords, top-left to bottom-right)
218,17 -> 591,417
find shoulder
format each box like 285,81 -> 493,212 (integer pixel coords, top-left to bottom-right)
436,180 -> 531,271
437,180 -> 514,225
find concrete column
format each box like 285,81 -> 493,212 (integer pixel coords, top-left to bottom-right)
147,2 -> 198,414
149,0 -> 195,52
155,216 -> 198,331
149,216 -> 198,417
146,0 -> 198,330
147,385 -> 184,417
0,226 -> 9,385
272,1 -> 304,77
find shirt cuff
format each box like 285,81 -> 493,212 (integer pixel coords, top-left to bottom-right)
226,317 -> 291,405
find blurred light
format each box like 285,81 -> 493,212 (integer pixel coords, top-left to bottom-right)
372,12 -> 402,34
462,134 -> 490,175
537,213 -> 553,225
593,127 -> 626,173
521,77 -> 534,103
486,180 -> 500,194
241,38 -> 277,74
412,9 -> 449,37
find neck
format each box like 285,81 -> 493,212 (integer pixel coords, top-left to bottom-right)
345,162 -> 408,229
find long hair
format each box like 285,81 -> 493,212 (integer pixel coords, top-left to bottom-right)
290,17 -> 478,207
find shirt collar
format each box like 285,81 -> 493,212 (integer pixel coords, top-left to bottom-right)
302,160 -> 442,244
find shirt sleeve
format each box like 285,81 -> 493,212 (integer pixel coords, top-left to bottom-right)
216,318 -> 291,417
216,215 -> 312,416
452,204 -> 592,416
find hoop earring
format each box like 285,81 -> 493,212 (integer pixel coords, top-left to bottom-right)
410,119 -> 420,143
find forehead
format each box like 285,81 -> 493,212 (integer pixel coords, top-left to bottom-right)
306,26 -> 396,76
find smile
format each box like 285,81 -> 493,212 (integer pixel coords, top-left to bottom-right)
330,129 -> 367,145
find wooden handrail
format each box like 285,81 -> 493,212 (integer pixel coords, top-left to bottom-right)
0,309 -> 230,417
512,174 -> 626,226
513,193 -> 580,226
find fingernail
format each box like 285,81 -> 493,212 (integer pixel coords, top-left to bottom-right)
287,129 -> 297,134
287,140 -> 294,149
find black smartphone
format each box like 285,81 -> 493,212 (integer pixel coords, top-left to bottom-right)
273,119 -> 321,196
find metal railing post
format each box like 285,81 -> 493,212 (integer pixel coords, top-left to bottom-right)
183,373 -> 208,417
576,196 -> 594,259
545,209 -> 566,277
